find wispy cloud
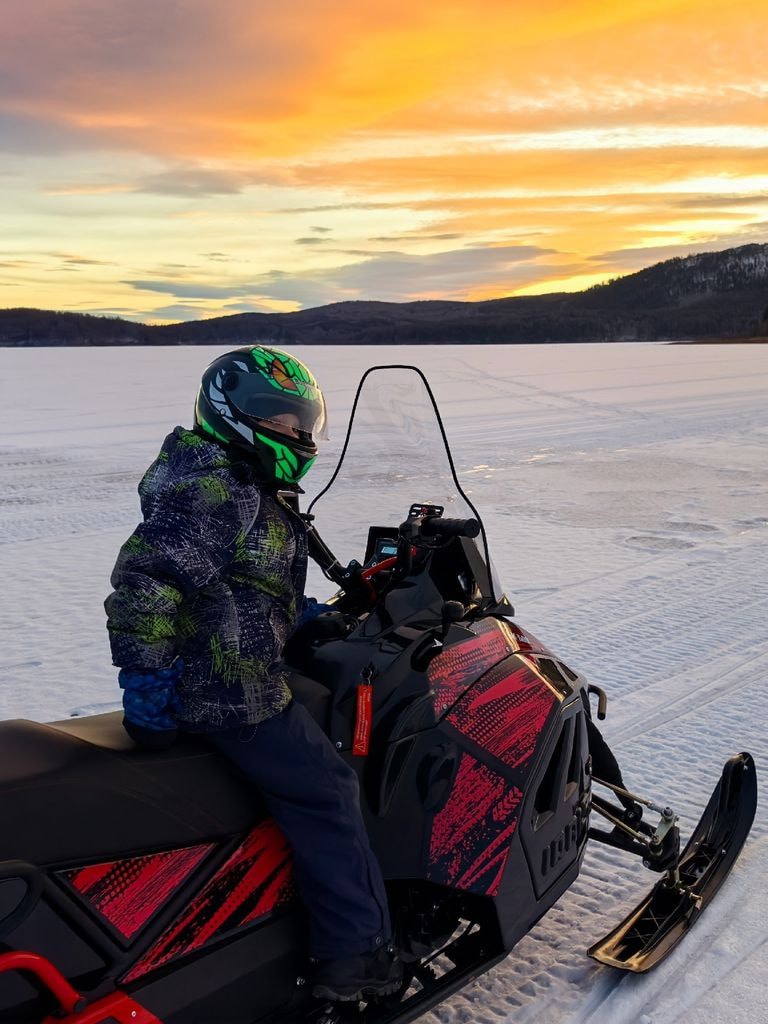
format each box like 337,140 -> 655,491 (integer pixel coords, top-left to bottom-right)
0,112 -> 101,155
45,183 -> 137,196
676,194 -> 768,209
125,280 -> 245,300
370,233 -> 463,243
135,168 -> 252,196
600,220 -> 768,263
124,243 -> 561,308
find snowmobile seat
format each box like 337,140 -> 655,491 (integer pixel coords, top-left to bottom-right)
0,671 -> 333,866
0,716 -> 257,865
47,709 -> 135,751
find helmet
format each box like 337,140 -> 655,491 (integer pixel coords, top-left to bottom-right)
194,345 -> 327,483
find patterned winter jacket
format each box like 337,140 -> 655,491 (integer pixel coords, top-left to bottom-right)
105,426 -> 308,732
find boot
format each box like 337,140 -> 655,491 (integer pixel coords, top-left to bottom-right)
312,948 -> 402,1002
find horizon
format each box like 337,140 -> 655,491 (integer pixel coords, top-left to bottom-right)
2,1 -> 767,323
7,239 -> 767,329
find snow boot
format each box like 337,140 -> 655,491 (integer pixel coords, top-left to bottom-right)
312,948 -> 403,1002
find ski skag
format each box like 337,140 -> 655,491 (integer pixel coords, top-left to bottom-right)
588,752 -> 757,972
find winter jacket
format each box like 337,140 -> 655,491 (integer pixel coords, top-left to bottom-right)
105,426 -> 308,732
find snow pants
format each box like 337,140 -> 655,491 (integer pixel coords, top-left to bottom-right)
206,700 -> 391,959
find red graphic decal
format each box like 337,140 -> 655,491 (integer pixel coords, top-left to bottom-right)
499,620 -> 554,657
59,845 -> 213,940
428,619 -> 510,715
447,658 -> 557,770
124,819 -> 294,982
428,752 -> 522,895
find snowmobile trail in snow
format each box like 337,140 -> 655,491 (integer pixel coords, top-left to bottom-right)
1,343 -> 766,1024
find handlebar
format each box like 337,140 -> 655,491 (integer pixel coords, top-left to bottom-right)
420,517 -> 480,539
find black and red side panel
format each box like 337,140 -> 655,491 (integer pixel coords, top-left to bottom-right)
58,844 -> 214,942
427,655 -> 563,897
446,658 -> 558,771
124,819 -> 295,983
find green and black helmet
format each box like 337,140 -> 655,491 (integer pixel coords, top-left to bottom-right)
194,346 -> 327,483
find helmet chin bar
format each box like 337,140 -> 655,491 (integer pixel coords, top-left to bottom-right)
247,417 -> 317,458
251,415 -> 313,445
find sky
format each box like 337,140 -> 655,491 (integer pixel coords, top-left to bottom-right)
1,0 -> 767,323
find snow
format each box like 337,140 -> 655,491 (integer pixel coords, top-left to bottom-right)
1,342 -> 766,1022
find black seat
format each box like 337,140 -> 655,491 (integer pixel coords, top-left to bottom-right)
50,711 -> 140,752
0,673 -> 333,867
0,717 -> 257,865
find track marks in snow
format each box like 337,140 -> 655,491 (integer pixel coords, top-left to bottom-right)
0,659 -> 42,673
0,444 -> 146,544
608,640 -> 768,746
2,345 -> 768,1024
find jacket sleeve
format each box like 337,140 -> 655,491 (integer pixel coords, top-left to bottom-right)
105,474 -> 253,671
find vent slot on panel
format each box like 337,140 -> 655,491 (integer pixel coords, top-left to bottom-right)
532,717 -> 575,830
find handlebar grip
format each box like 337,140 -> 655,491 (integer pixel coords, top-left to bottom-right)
421,517 -> 481,539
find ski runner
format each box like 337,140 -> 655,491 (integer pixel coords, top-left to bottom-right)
105,345 -> 402,1002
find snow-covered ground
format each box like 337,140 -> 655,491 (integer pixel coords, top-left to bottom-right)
1,342 -> 766,1022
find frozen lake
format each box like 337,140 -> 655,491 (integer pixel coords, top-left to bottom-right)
1,342 -> 766,1023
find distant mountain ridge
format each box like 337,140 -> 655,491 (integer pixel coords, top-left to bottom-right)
2,243 -> 767,346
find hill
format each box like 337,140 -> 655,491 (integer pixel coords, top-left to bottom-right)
2,243 -> 767,346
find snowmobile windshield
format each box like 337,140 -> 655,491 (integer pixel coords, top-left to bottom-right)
305,365 -> 501,603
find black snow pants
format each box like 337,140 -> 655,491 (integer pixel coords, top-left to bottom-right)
207,700 -> 391,959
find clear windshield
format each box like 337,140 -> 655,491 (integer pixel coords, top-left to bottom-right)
304,365 -> 500,600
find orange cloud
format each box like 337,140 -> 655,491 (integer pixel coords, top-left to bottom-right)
2,0 -> 765,158
285,146 -> 768,198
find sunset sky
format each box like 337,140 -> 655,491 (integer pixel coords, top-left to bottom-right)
2,0 -> 767,323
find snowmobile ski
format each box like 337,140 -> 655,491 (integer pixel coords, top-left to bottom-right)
588,751 -> 757,973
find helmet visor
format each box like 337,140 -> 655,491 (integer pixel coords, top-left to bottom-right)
226,371 -> 328,439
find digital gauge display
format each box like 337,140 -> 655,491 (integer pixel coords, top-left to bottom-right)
374,538 -> 398,559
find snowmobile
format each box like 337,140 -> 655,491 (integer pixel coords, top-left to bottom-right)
0,366 -> 756,1024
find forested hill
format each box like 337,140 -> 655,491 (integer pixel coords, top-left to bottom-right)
3,243 -> 768,346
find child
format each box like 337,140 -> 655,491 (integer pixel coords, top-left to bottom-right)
105,345 -> 401,1002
